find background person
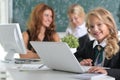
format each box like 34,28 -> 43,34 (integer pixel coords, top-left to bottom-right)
66,4 -> 88,39
20,3 -> 60,59
66,4 -> 91,51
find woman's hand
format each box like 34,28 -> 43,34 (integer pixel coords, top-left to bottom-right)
20,50 -> 40,59
88,66 -> 108,74
80,59 -> 93,66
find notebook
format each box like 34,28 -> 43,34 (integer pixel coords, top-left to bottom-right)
30,41 -> 91,73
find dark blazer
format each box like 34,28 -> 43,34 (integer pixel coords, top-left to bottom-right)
74,40 -> 120,80
77,34 -> 90,51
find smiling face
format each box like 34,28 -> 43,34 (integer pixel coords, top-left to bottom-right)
42,9 -> 53,27
88,15 -> 110,43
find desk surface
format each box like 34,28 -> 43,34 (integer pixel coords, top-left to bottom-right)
8,69 -> 78,80
0,61 -> 115,80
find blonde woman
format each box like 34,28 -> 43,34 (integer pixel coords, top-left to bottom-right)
66,4 -> 90,50
66,4 -> 88,39
74,7 -> 120,80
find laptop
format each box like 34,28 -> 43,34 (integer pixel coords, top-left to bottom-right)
30,41 -> 91,73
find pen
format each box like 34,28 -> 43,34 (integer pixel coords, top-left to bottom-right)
103,67 -> 110,69
38,64 -> 44,69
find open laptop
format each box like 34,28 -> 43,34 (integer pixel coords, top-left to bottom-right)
30,41 -> 91,73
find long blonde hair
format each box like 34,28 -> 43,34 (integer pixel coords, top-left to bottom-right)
86,7 -> 119,59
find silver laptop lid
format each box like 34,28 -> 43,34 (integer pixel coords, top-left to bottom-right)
30,41 -> 90,73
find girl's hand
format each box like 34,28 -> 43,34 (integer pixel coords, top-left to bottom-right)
80,59 -> 93,66
88,66 -> 108,74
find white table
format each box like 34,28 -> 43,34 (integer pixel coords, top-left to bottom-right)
1,61 -> 115,80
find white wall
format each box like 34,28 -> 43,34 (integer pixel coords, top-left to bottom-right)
0,0 -> 8,60
0,0 -> 8,23
0,0 -> 13,60
0,0 -> 12,23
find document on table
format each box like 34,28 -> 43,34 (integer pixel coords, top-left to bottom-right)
12,64 -> 50,70
72,73 -> 107,80
14,58 -> 41,64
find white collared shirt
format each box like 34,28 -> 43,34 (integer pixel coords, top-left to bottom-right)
93,39 -> 107,48
66,22 -> 87,38
93,39 -> 107,67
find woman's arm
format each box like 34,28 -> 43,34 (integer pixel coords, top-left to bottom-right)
88,67 -> 120,80
19,31 -> 39,59
53,32 -> 60,42
20,50 -> 40,59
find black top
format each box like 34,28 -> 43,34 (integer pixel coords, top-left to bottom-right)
77,34 -> 90,51
26,30 -> 32,51
26,30 -> 48,53
74,40 -> 120,80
